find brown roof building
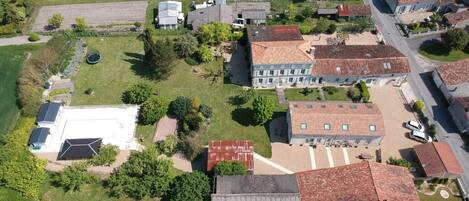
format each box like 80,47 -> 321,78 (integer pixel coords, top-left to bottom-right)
287,101 -> 385,146
312,45 -> 411,77
207,140 -> 254,171
413,142 -> 464,178
337,5 -> 372,17
295,161 -> 419,201
444,10 -> 469,28
435,58 -> 469,86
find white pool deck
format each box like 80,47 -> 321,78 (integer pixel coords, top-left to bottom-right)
32,105 -> 141,153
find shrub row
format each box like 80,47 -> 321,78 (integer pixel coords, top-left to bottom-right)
358,80 -> 370,102
18,35 -> 75,116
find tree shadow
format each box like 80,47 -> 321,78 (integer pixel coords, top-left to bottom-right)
124,52 -> 154,80
419,39 -> 452,57
264,112 -> 288,143
231,108 -> 255,126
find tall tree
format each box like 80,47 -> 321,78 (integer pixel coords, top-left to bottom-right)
174,34 -> 199,57
165,171 -> 211,201
52,162 -> 98,192
138,30 -> 176,80
442,28 -> 469,50
252,96 -> 276,125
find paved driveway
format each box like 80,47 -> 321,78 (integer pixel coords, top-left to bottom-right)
33,1 -> 147,32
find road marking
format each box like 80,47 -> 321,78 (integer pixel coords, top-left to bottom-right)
342,148 -> 350,165
253,153 -> 294,174
308,146 -> 317,170
325,147 -> 334,167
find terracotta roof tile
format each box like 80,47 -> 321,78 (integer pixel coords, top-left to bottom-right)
413,142 -> 464,177
207,140 -> 254,171
251,40 -> 314,64
295,162 -> 419,201
247,25 -> 304,42
436,58 -> 469,86
337,5 -> 371,17
444,10 -> 469,26
288,101 -> 385,136
312,45 -> 410,76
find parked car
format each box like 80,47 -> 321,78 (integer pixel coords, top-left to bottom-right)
405,120 -> 425,132
409,130 -> 432,143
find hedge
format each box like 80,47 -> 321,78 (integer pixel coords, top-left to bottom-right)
358,80 -> 370,102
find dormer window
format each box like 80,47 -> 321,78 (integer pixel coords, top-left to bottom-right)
369,124 -> 376,132
300,123 -> 307,130
324,123 -> 331,130
342,124 -> 349,131
383,62 -> 391,69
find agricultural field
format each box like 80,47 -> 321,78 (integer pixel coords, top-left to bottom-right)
0,44 -> 40,136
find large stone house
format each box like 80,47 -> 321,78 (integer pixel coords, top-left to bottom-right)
433,59 -> 469,134
212,162 -> 419,201
286,101 -> 385,147
247,25 -> 410,89
385,0 -> 455,14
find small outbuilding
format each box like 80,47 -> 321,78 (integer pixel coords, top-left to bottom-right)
207,140 -> 254,172
28,127 -> 50,149
58,138 -> 102,160
337,5 -> 372,18
413,142 -> 464,178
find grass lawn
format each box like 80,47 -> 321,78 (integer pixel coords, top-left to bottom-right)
419,41 -> 469,62
324,87 -> 349,101
0,187 -> 32,201
136,124 -> 157,148
418,191 -> 461,201
71,37 -> 274,157
285,88 -> 321,101
0,44 -> 40,136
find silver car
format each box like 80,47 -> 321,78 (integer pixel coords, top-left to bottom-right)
405,120 -> 425,132
410,130 -> 432,143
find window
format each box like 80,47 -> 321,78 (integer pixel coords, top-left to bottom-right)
259,70 -> 264,76
369,124 -> 376,132
300,123 -> 307,130
258,78 -> 263,84
298,77 -> 304,82
300,69 -> 306,74
269,70 -> 274,75
342,124 -> 349,131
268,78 -> 273,83
324,123 -> 331,130
280,70 -> 285,75
288,77 -> 294,83
306,104 -> 313,109
336,67 -> 341,73
290,69 -> 295,74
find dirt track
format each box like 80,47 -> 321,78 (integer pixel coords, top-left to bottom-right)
33,1 -> 148,32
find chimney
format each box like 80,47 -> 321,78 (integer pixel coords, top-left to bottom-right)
309,47 -> 316,56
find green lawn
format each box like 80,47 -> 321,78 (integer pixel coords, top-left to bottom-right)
71,37 -> 274,157
136,124 -> 157,148
324,87 -> 349,101
418,191 -> 461,201
285,88 -> 321,101
419,41 -> 469,62
0,187 -> 32,201
0,44 -> 40,136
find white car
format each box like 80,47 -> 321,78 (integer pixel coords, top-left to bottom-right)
405,120 -> 425,132
410,130 -> 432,143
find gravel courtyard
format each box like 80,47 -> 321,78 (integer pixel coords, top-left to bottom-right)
33,1 -> 147,32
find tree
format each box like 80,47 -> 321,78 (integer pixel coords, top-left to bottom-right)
138,96 -> 169,125
236,89 -> 255,105
89,144 -> 119,166
165,171 -> 211,201
430,12 -> 442,23
169,96 -> 192,119
74,17 -> 86,32
442,28 -> 469,50
121,83 -> 154,104
52,162 -> 98,192
192,96 -> 201,111
179,135 -> 203,160
48,13 -> 64,29
354,17 -> 374,33
301,7 -> 314,18
107,147 -> 173,199
174,34 -> 199,57
199,104 -> 213,118
252,96 -> 276,125
183,113 -> 203,131
386,157 -> 412,169
314,17 -> 330,33
138,30 -> 177,80
299,25 -> 312,34
0,1 -> 26,25
348,87 -> 361,102
134,21 -> 142,29
198,22 -> 232,45
286,4 -> 297,21
197,44 -> 213,62
214,161 -> 248,176
327,23 -> 337,34
413,100 -> 425,112
156,134 -> 178,156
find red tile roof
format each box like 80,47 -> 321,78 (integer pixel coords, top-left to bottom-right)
312,45 -> 410,77
444,10 -> 469,26
288,101 -> 385,136
295,162 -> 419,201
413,142 -> 464,177
251,40 -> 314,65
247,25 -> 304,42
436,58 -> 469,86
207,140 -> 254,171
337,5 -> 371,17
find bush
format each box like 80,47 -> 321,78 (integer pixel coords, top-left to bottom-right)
165,171 -> 211,201
322,86 -> 338,95
442,28 -> 469,50
358,81 -> 370,102
184,56 -> 200,65
327,23 -> 337,34
0,24 -> 17,35
197,44 -> 213,63
74,17 -> 86,32
174,34 -> 199,58
252,96 -> 276,125
52,162 -> 98,192
169,96 -> 192,119
156,135 -> 178,156
178,135 -> 203,161
348,87 -> 361,101
414,179 -> 424,190
428,124 -> 437,138
214,161 -> 248,176
299,25 -> 312,34
413,100 -> 425,112
199,104 -> 213,118
85,88 -> 94,95
121,83 -> 154,104
138,96 -> 169,125
192,96 -> 201,111
48,13 -> 64,29
183,113 -> 203,131
89,144 -> 119,166
134,21 -> 142,29
386,157 -> 412,169
28,33 -> 40,42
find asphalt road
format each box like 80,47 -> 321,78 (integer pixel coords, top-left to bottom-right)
367,0 -> 469,197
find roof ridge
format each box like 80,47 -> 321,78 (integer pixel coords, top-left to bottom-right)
367,162 -> 382,200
